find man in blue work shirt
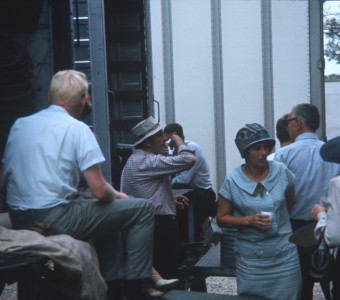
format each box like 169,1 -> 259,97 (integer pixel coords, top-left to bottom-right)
274,103 -> 340,300
164,123 -> 217,242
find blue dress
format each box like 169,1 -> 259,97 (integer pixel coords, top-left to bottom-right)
219,160 -> 301,300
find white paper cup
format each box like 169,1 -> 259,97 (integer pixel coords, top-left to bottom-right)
261,211 -> 273,219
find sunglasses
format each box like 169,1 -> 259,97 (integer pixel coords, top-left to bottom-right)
284,117 -> 297,124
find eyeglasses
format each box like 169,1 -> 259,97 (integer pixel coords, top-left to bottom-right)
284,117 -> 297,124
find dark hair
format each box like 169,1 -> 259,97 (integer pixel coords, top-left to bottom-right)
276,114 -> 290,143
293,103 -> 320,131
164,123 -> 184,137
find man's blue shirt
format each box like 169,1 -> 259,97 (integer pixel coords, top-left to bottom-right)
274,132 -> 340,220
171,140 -> 212,190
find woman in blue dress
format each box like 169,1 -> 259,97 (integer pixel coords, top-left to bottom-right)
217,123 -> 301,300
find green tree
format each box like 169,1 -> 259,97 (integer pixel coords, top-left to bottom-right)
324,3 -> 340,65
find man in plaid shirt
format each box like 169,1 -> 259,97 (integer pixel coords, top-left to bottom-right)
121,117 -> 196,279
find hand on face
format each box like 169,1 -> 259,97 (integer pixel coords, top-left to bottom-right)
164,133 -> 184,150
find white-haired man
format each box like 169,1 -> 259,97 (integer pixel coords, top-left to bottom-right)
0,70 -> 154,300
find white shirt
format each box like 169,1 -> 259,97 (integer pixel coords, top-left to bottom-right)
3,105 -> 105,209
315,175 -> 340,247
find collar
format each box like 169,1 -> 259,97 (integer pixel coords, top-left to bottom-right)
294,132 -> 318,142
232,161 -> 280,195
48,104 -> 68,114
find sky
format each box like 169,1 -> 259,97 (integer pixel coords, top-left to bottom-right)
325,60 -> 339,76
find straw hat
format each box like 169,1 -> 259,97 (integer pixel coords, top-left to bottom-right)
132,116 -> 165,146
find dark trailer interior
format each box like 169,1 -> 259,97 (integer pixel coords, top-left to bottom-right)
0,1 -> 234,299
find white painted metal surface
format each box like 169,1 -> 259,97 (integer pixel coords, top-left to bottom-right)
149,0 -> 321,191
271,0 -> 311,145
325,81 -> 340,140
221,0 -> 264,174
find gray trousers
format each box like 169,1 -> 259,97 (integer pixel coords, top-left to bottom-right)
9,198 -> 154,281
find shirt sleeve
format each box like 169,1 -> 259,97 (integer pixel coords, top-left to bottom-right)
320,176 -> 340,247
171,145 -> 201,186
219,175 -> 233,204
283,163 -> 295,189
75,124 -> 105,172
138,144 -> 196,178
314,211 -> 327,240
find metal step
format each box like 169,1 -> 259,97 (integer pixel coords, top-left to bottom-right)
162,290 -> 259,300
189,242 -> 236,278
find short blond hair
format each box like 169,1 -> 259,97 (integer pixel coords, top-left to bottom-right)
49,70 -> 88,106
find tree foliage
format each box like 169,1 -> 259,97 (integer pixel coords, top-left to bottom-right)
324,17 -> 340,64
324,4 -> 340,65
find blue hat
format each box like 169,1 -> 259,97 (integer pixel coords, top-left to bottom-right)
235,123 -> 275,158
320,136 -> 340,164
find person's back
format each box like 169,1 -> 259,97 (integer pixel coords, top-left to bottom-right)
1,70 -> 155,300
121,148 -> 187,215
4,105 -> 100,209
275,135 -> 340,219
274,103 -> 340,300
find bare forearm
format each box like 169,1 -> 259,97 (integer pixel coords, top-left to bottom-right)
96,182 -> 118,202
217,214 -> 251,229
217,196 -> 251,229
83,164 -> 125,202
217,196 -> 271,230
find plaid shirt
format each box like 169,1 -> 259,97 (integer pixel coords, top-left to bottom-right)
120,145 -> 196,215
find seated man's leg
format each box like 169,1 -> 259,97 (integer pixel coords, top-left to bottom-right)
9,198 -> 154,282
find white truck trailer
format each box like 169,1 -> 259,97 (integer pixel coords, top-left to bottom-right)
0,0 -> 329,192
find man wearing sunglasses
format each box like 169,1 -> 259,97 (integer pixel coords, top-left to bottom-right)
274,103 -> 340,300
